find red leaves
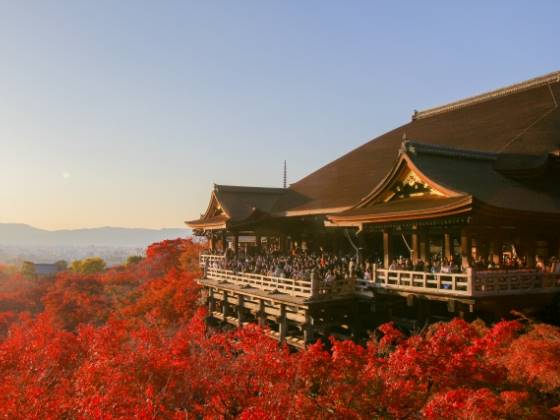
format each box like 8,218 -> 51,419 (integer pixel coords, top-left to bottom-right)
42,272 -> 110,330
503,323 -> 560,393
0,238 -> 559,417
422,388 -> 534,419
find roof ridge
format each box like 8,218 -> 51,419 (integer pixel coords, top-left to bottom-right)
402,141 -> 498,161
214,184 -> 287,193
413,70 -> 560,120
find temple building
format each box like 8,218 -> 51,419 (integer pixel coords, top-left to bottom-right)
187,71 -> 560,347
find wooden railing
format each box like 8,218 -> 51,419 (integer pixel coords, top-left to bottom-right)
200,254 -> 225,267
472,270 -> 560,296
373,268 -> 471,296
205,267 -> 312,298
200,255 -> 560,298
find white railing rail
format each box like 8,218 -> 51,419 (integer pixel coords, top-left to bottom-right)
472,270 -> 560,296
206,267 -> 312,298
373,268 -> 471,296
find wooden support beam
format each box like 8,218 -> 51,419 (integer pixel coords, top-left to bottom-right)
208,288 -> 215,313
303,311 -> 314,345
222,291 -> 229,318
310,269 -> 320,298
257,299 -> 266,328
411,230 -> 419,264
406,294 -> 414,307
444,232 -> 452,260
383,229 -> 392,269
525,234 -> 536,268
278,304 -> 287,343
233,234 -> 239,255
447,299 -> 456,313
222,230 -> 227,252
237,295 -> 245,326
460,229 -> 471,269
419,229 -> 428,262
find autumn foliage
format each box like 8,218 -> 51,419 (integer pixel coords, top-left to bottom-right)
0,239 -> 559,418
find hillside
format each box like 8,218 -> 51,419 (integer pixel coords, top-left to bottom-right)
0,223 -> 191,247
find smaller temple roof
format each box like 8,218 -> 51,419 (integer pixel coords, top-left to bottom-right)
185,184 -> 288,231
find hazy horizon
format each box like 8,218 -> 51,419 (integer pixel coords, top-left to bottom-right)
0,222 -> 189,232
2,2 -> 559,230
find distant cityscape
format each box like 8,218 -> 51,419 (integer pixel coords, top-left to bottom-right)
0,223 -> 191,266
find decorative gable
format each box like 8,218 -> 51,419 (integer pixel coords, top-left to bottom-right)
380,169 -> 445,203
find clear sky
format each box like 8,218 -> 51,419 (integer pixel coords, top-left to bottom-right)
1,1 -> 558,230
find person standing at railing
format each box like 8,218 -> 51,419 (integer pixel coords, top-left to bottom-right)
323,269 -> 336,288
203,258 -> 209,279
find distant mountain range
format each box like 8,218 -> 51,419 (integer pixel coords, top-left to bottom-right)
0,223 -> 191,247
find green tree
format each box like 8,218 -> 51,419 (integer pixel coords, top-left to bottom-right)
54,260 -> 68,271
71,257 -> 106,275
20,261 -> 37,279
126,255 -> 143,266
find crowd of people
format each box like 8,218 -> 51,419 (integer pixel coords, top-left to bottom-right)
202,246 -> 560,283
204,248 -> 360,284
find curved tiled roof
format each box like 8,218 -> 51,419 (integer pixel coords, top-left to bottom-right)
186,184 -> 287,229
328,140 -> 560,226
280,72 -> 560,214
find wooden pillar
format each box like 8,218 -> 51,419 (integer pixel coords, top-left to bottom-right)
209,234 -> 215,251
477,235 -> 488,264
278,304 -> 287,343
489,234 -> 503,266
460,228 -> 471,269
279,234 -> 287,253
237,295 -> 245,327
310,269 -> 320,298
444,232 -> 452,260
221,230 -> 227,252
256,234 -> 262,252
257,299 -> 266,328
222,291 -> 229,318
411,230 -> 419,264
525,235 -> 536,268
233,234 -> 239,255
383,229 -> 392,268
208,288 -> 215,313
303,311 -> 314,345
419,229 -> 428,262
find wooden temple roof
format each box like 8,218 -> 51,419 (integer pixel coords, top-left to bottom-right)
328,140 -> 560,226
277,70 -> 560,215
186,184 -> 287,230
188,70 -> 560,230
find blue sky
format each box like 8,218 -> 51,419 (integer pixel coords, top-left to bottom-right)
0,1 -> 558,229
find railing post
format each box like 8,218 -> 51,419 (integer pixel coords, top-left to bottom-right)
310,269 -> 319,298
372,264 -> 377,284
466,267 -> 473,296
